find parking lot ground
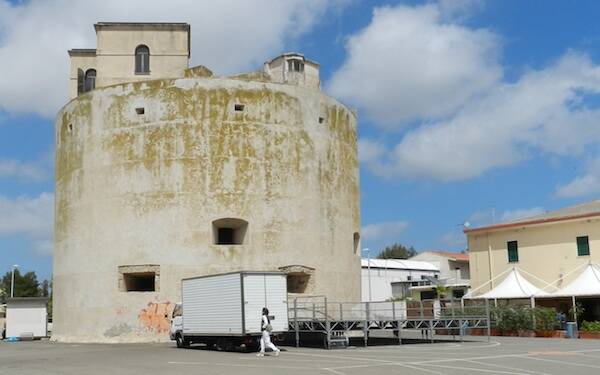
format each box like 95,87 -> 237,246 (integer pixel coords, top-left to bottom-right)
1,336 -> 600,375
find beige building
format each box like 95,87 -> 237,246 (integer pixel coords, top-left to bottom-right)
466,200 -> 600,315
409,251 -> 470,299
54,23 -> 361,343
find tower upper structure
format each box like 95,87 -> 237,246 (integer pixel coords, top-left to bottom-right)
68,22 -> 191,99
68,23 -> 322,100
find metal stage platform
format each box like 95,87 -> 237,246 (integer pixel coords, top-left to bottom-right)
288,297 -> 491,348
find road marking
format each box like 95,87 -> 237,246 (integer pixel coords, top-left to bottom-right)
322,368 -> 346,375
422,363 -> 525,375
463,360 -> 551,375
522,355 -> 600,369
168,361 -> 306,371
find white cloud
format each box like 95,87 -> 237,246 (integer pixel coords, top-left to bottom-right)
0,158 -> 50,182
330,1 -> 600,182
357,51 -> 600,181
467,206 -> 545,228
328,2 -> 501,127
0,0 -> 344,117
0,193 -> 54,256
361,220 -> 408,242
438,230 -> 466,248
499,207 -> 545,222
556,157 -> 600,198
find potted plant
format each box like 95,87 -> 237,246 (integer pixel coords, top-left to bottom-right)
580,321 -> 600,339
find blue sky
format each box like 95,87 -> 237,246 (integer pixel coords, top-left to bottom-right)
1,0 -> 600,281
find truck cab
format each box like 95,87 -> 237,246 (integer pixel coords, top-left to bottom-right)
170,303 -> 184,347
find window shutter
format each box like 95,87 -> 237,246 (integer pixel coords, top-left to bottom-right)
507,241 -> 519,262
77,69 -> 84,95
577,236 -> 590,256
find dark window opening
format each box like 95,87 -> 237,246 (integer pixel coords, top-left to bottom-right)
135,45 -> 150,74
421,291 -> 437,300
287,59 -> 304,72
123,272 -> 156,292
84,69 -> 96,92
135,107 -> 145,115
234,104 -> 245,112
287,274 -> 310,293
218,228 -> 234,244
407,275 -> 412,281
318,117 -> 324,124
353,232 -> 360,254
577,236 -> 590,256
212,218 -> 248,245
68,124 -> 73,133
507,240 -> 519,262
452,289 -> 465,299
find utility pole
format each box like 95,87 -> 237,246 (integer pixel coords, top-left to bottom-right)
11,264 -> 19,298
364,248 -> 372,302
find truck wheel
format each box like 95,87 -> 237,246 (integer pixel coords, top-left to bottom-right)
175,333 -> 188,348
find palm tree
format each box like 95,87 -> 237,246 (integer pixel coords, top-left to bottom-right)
435,285 -> 450,299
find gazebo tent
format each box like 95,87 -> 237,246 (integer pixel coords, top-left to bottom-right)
550,262 -> 600,298
466,268 -> 550,300
463,268 -> 553,307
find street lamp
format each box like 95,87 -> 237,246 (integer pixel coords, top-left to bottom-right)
10,264 -> 19,298
363,248 -> 372,302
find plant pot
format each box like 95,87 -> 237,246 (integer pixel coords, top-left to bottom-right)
580,331 -> 600,339
518,330 -> 535,337
469,328 -> 484,336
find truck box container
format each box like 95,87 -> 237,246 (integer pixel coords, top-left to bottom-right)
181,272 -> 288,340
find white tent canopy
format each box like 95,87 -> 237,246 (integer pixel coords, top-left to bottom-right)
465,268 -> 550,299
551,262 -> 600,298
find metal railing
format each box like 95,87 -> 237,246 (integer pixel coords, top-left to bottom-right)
289,297 -> 491,348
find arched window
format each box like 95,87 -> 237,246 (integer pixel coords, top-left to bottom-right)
84,69 -> 96,92
135,45 -> 150,74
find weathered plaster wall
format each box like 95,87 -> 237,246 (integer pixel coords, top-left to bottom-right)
53,77 -> 360,342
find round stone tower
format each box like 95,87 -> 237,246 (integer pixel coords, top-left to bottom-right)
53,58 -> 361,342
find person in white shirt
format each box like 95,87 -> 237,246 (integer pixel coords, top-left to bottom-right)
257,307 -> 280,357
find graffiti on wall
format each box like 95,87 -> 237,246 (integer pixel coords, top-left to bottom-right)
138,301 -> 174,333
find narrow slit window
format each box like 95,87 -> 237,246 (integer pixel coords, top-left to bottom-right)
234,104 -> 245,112
68,124 -> 73,133
353,232 -> 360,254
135,107 -> 145,115
318,117 -> 324,124
577,236 -> 590,256
507,240 -> 519,262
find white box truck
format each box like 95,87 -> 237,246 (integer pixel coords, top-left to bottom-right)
172,271 -> 288,350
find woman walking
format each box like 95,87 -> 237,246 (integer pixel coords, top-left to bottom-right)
257,307 -> 280,357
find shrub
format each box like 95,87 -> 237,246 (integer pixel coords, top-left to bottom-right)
581,321 -> 600,332
534,307 -> 559,331
491,306 -> 535,332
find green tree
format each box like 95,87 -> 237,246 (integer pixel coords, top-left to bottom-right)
377,243 -> 417,259
0,269 -> 41,303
